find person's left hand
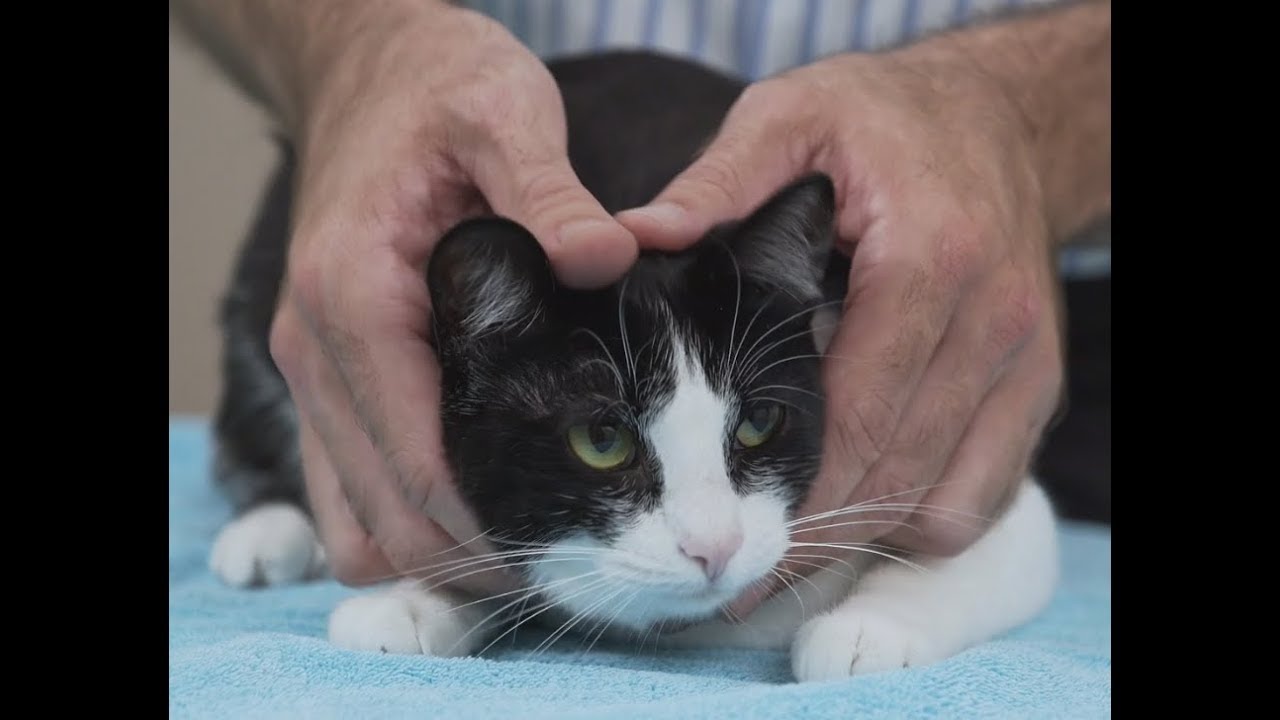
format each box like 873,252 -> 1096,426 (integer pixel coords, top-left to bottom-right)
616,45 -> 1064,617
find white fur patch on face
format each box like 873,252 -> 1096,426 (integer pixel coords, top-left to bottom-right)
525,334 -> 792,631
527,490 -> 789,631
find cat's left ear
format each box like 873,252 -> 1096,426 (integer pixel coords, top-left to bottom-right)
426,217 -> 555,345
728,173 -> 836,302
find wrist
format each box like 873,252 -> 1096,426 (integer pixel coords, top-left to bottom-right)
890,1 -> 1111,243
290,1 -> 456,136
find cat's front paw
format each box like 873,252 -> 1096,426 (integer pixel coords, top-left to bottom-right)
792,609 -> 934,682
328,585 -> 476,657
209,503 -> 325,588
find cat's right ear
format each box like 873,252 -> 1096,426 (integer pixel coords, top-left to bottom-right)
426,217 -> 555,344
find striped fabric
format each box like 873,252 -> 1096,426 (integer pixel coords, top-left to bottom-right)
459,0 -> 1110,278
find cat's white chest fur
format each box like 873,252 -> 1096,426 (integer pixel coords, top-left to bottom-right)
659,479 -> 1058,679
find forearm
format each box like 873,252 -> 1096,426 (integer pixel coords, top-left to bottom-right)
904,1 -> 1112,243
169,0 -> 449,136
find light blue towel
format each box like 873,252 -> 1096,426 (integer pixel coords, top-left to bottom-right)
169,417 -> 1111,719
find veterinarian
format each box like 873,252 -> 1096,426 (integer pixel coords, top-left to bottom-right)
171,0 -> 1111,617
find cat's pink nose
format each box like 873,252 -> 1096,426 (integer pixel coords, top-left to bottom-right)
679,531 -> 743,582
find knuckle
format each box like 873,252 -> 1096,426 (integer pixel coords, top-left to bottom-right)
904,383 -> 972,455
930,227 -> 984,291
679,151 -> 747,210
385,447 -> 439,511
989,278 -> 1041,355
880,316 -> 929,377
267,304 -> 304,378
286,251 -> 329,321
739,76 -> 819,115
517,164 -> 591,229
871,465 -> 920,505
450,60 -> 556,138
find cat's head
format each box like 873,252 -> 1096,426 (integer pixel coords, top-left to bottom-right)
426,174 -> 842,630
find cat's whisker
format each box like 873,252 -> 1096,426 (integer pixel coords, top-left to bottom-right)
788,509 -> 985,537
784,482 -> 964,526
746,383 -> 824,400
722,243 -> 745,383
465,572 -> 613,657
789,542 -> 931,574
729,295 -> 777,377
573,328 -> 628,392
560,584 -> 636,657
582,358 -> 627,394
741,353 -> 828,386
442,569 -> 600,614
489,537 -> 679,577
768,568 -> 808,620
395,545 -> 607,583
783,553 -> 861,582
786,501 -> 993,532
774,564 -> 826,599
349,547 -> 563,586
743,395 -> 815,418
420,555 -> 601,593
787,518 -> 924,537
617,276 -> 637,384
582,588 -> 642,656
737,320 -> 841,378
733,299 -> 844,379
577,586 -> 629,654
486,561 -> 647,658
531,574 -> 633,656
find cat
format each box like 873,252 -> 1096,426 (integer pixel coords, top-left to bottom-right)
208,51 -> 1058,682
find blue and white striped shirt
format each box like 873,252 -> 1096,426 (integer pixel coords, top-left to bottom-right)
460,0 -> 1110,278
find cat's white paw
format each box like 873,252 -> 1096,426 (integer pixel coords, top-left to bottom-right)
210,503 -> 325,588
792,609 -> 933,682
328,586 -> 474,657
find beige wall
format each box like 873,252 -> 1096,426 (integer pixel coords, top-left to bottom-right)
169,18 -> 276,414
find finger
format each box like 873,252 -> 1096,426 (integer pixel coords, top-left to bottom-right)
815,216 -> 973,522
297,415 -> 395,585
845,271 -> 1038,547
305,330 -> 515,595
615,84 -> 815,250
884,317 -> 1063,555
725,216 -> 977,618
276,290 -> 515,595
470,138 -> 637,289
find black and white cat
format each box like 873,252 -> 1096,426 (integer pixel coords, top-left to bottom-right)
209,51 -> 1058,682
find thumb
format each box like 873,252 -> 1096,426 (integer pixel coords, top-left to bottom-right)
616,118 -> 803,251
473,153 -> 637,289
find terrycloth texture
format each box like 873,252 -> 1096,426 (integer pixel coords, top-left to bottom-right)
169,417 -> 1111,719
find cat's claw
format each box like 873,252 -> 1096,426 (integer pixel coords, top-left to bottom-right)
210,503 -> 325,587
791,609 -> 932,682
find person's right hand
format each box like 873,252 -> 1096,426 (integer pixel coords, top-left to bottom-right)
268,1 -> 637,592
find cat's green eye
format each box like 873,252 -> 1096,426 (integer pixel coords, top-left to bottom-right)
567,422 -> 637,471
736,404 -> 785,448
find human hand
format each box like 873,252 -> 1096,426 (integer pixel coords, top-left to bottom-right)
617,43 -> 1067,615
268,2 -> 637,590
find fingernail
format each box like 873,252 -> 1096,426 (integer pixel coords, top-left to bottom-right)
617,202 -> 686,230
